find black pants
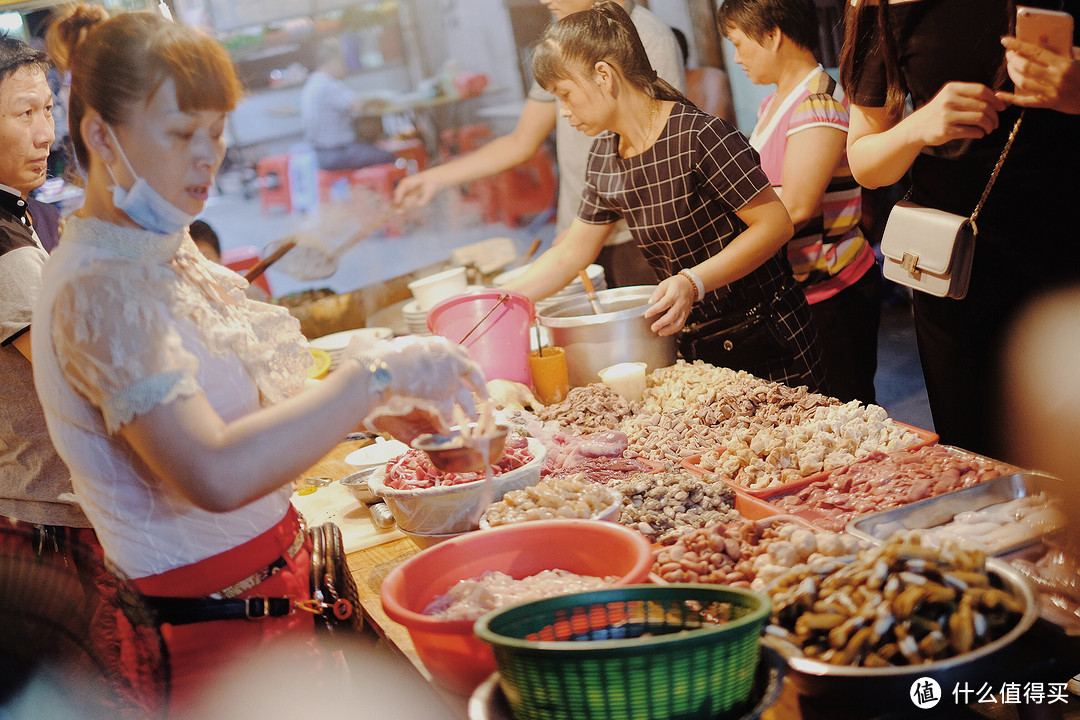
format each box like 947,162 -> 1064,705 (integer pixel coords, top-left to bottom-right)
809,262 -> 882,405
911,238 -> 1077,459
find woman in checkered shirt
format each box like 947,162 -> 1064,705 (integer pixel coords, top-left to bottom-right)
505,1 -> 825,391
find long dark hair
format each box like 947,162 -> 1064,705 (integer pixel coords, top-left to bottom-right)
839,0 -> 1015,123
532,0 -> 690,105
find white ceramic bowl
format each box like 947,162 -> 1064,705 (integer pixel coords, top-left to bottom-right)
408,266 -> 468,312
367,438 -> 546,534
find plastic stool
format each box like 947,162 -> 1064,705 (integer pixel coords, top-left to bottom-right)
492,146 -> 557,227
221,245 -> 273,296
316,168 -> 358,204
377,138 -> 429,173
350,163 -> 409,235
439,124 -> 492,160
255,154 -> 291,214
439,125 -> 498,221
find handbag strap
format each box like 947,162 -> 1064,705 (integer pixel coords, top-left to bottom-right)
969,109 -> 1025,232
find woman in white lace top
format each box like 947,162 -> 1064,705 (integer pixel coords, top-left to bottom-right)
32,6 -> 484,712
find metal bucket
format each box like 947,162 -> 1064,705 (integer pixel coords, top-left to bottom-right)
537,285 -> 677,387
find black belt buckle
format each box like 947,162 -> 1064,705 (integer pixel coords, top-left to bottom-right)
245,597 -> 267,619
245,596 -> 291,620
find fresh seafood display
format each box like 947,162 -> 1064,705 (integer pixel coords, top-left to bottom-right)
770,445 -> 1017,531
609,469 -> 739,544
535,383 -> 638,434
483,473 -> 622,526
764,537 -> 1026,667
873,494 -> 1064,555
690,402 -> 923,490
652,518 -> 860,588
422,569 -> 617,621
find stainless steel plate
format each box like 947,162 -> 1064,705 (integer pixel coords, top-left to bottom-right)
845,470 -> 1062,556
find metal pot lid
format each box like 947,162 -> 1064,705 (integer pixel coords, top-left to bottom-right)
537,285 -> 658,328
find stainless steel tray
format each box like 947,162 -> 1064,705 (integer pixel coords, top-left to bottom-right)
845,471 -> 1062,556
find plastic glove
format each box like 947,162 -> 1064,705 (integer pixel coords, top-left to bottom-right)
348,335 -> 487,442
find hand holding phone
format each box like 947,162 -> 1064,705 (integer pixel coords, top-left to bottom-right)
1016,6 -> 1074,56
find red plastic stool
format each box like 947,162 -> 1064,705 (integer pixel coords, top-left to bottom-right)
316,168 -> 357,204
439,124 -> 492,160
256,154 -> 291,213
492,146 -> 557,227
221,246 -> 273,296
439,125 -> 498,221
377,138 -> 429,172
350,163 -> 409,235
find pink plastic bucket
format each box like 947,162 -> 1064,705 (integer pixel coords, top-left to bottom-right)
427,289 -> 535,386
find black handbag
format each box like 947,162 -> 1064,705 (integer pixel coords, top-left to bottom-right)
308,522 -> 364,634
681,301 -> 792,377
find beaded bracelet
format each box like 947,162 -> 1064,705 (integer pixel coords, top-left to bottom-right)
678,268 -> 704,304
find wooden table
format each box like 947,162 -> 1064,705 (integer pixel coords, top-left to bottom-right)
302,442 -> 1080,720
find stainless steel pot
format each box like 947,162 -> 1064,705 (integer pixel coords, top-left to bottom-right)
537,285 -> 678,387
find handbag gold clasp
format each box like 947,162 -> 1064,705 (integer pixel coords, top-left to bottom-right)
901,251 -> 920,275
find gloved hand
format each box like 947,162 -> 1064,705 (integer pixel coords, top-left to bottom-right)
347,335 -> 488,442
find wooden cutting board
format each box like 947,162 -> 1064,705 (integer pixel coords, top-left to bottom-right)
290,440 -> 403,553
291,482 -> 403,553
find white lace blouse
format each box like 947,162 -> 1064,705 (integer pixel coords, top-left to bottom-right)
32,216 -> 311,579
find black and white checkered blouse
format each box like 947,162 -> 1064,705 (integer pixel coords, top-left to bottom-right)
577,103 -> 824,389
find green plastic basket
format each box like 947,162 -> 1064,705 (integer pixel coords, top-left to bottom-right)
474,584 -> 771,720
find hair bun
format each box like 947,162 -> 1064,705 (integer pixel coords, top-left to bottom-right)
46,3 -> 109,72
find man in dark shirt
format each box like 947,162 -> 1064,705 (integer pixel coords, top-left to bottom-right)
0,33 -> 96,554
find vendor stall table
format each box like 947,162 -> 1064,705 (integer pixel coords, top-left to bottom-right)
298,442 -> 1080,720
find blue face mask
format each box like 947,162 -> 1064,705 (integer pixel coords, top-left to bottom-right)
106,125 -> 197,235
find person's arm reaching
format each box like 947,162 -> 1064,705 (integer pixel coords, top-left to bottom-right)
394,99 -> 557,209
115,336 -> 484,513
504,219 -> 613,302
847,82 -> 1006,189
645,187 -> 793,336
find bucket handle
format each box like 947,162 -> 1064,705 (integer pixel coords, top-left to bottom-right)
458,294 -> 509,344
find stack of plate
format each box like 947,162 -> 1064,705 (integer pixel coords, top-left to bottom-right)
402,299 -> 430,336
308,327 -> 393,370
492,263 -> 606,314
402,285 -> 485,336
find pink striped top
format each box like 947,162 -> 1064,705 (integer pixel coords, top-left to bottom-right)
749,67 -> 874,303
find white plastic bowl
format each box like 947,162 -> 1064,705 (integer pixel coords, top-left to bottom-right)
407,266 -> 468,312
367,438 -> 547,534
478,484 -> 624,529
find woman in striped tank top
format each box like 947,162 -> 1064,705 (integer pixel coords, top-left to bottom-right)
719,0 -> 882,404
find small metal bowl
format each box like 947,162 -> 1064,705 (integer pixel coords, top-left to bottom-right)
339,468 -> 380,504
411,423 -> 509,474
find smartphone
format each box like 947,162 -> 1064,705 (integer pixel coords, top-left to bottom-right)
1016,6 -> 1074,56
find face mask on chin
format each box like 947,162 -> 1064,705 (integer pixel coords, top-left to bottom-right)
105,125 -> 198,235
